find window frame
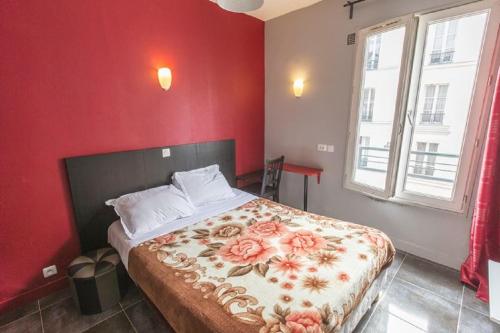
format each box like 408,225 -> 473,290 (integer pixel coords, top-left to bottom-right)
344,0 -> 500,212
395,1 -> 499,212
344,15 -> 418,199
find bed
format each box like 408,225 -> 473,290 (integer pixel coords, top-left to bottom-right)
65,140 -> 394,333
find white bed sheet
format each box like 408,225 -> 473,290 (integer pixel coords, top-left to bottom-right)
108,188 -> 256,269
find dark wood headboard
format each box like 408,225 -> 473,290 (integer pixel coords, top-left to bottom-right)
65,139 -> 235,253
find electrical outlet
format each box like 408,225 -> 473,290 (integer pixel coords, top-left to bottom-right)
327,145 -> 335,153
162,148 -> 171,158
317,144 -> 327,152
43,265 -> 58,278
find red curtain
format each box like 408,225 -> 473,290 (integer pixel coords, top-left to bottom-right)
461,66 -> 500,302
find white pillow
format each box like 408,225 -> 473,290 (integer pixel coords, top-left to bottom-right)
172,165 -> 235,207
105,185 -> 194,239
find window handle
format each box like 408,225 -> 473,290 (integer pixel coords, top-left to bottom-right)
407,109 -> 415,127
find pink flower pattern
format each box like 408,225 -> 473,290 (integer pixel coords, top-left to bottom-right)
248,220 -> 288,238
280,230 -> 327,255
154,233 -> 176,245
143,198 -> 395,333
219,235 -> 276,265
285,311 -> 323,333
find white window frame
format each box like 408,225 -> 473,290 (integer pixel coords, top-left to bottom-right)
344,15 -> 417,199
344,0 -> 500,212
396,0 -> 499,212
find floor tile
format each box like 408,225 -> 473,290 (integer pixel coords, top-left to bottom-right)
125,300 -> 174,333
41,297 -> 121,333
396,254 -> 462,304
82,312 -> 135,333
462,285 -> 489,316
39,288 -> 71,310
458,307 -> 500,333
0,313 -> 42,333
363,307 -> 426,333
120,284 -> 144,309
370,278 -> 460,332
0,301 -> 39,327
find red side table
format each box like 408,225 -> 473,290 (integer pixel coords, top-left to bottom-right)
283,163 -> 323,211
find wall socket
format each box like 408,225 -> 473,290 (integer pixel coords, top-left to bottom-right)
42,265 -> 58,278
317,144 -> 328,152
318,144 -> 334,153
162,148 -> 171,158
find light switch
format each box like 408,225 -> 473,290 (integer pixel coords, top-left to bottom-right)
162,148 -> 171,158
327,145 -> 335,153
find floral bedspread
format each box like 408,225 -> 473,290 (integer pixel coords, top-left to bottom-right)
129,198 -> 395,333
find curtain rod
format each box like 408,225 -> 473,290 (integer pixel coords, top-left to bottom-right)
343,0 -> 368,19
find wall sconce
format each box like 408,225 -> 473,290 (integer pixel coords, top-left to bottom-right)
293,79 -> 304,98
157,67 -> 172,90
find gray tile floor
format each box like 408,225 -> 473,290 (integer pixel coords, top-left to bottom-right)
1,251 -> 498,333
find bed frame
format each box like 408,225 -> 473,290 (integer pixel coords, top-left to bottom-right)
65,139 -> 236,253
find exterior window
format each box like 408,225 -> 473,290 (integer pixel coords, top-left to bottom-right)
430,20 -> 458,64
366,34 -> 382,70
358,136 -> 371,167
361,88 -> 375,121
411,142 -> 439,176
345,2 -> 496,212
420,84 -> 448,124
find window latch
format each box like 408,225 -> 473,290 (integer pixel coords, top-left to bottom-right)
406,109 -> 415,127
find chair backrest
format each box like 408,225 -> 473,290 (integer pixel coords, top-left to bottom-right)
260,156 -> 285,195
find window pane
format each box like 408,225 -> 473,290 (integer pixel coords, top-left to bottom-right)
362,88 -> 375,121
353,26 -> 406,190
403,12 -> 488,199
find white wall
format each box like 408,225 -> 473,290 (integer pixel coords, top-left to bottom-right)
265,0 -> 481,269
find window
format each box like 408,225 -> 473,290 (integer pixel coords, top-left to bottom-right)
345,1 -> 498,212
359,136 -> 371,167
348,22 -> 408,191
430,20 -> 458,64
411,142 -> 439,176
420,84 -> 448,124
361,88 -> 375,121
366,34 -> 382,70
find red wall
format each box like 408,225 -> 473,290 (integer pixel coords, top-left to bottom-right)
0,0 -> 264,312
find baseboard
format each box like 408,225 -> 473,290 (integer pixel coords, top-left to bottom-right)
392,237 -> 464,270
0,277 -> 68,314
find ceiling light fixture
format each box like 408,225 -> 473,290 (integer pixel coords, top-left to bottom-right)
217,0 -> 264,13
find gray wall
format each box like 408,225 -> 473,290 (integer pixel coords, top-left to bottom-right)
265,0 -> 478,269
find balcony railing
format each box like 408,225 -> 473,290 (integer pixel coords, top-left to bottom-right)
361,113 -> 373,122
420,112 -> 444,125
357,147 -> 389,172
358,147 -> 459,183
429,50 -> 455,65
366,57 -> 379,70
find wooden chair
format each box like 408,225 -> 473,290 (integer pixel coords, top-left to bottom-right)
238,156 -> 285,202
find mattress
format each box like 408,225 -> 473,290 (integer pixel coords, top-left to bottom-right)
110,195 -> 394,333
